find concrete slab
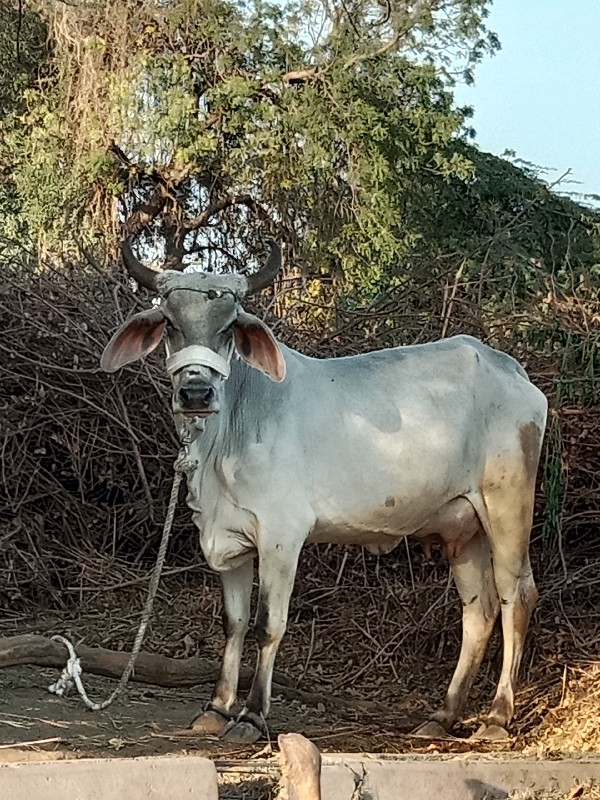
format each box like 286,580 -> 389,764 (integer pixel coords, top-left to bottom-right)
4,751 -> 600,799
0,755 -> 219,800
321,756 -> 600,799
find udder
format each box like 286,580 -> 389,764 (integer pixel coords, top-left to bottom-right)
416,497 -> 481,561
364,539 -> 403,556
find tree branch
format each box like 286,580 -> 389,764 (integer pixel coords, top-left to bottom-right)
344,0 -> 437,69
124,186 -> 168,237
273,1 -> 437,86
0,634 -> 392,719
183,194 -> 272,232
281,67 -> 320,85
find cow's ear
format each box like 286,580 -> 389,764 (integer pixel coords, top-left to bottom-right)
101,308 -> 166,373
233,311 -> 286,382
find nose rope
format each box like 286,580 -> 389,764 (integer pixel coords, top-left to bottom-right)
165,344 -> 230,378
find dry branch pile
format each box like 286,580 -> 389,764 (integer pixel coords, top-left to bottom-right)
0,248 -> 186,605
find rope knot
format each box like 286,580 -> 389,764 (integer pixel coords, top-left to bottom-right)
48,635 -> 83,698
175,448 -> 198,474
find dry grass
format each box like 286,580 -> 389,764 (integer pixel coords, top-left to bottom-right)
531,664 -> 600,756
218,774 -> 275,800
510,787 -> 600,800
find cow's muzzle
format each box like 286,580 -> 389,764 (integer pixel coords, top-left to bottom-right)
177,381 -> 219,415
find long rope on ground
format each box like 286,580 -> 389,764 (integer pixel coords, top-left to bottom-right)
47,446 -> 193,711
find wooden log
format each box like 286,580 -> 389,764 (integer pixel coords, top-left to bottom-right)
277,733 -> 322,800
0,634 -> 301,692
0,634 -> 387,719
0,634 -> 224,687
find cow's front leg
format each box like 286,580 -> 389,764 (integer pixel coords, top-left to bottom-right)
223,543 -> 302,744
191,559 -> 253,736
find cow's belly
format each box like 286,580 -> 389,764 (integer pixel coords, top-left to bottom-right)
307,522 -> 403,546
308,494 -> 433,544
308,495 -> 482,560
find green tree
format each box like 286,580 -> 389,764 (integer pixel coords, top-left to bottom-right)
2,0 -> 497,282
0,0 -> 49,242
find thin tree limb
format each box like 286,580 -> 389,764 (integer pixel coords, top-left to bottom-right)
183,194 -> 271,231
344,0 -> 435,69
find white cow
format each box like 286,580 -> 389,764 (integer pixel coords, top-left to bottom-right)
101,239 -> 548,744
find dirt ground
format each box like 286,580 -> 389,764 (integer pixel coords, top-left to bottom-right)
2,663 -> 600,800
1,658 -> 464,760
0,634 -> 596,762
3,664 -> 600,800
2,540 -> 600,795
0,663 -> 409,760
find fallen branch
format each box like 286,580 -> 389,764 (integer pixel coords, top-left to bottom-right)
0,635 -> 220,687
0,737 -> 63,750
0,635 -> 386,719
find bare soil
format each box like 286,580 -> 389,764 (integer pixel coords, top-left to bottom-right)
0,662 -> 410,760
1,542 -> 600,767
1,645 -> 600,800
0,619 -> 595,763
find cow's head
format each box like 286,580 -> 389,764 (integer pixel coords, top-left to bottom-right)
101,239 -> 286,419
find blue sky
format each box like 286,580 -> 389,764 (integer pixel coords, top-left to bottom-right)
452,1 -> 600,205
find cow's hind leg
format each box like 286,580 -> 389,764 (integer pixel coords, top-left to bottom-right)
223,541 -> 302,744
473,492 -> 538,740
413,529 -> 500,738
192,559 -> 253,735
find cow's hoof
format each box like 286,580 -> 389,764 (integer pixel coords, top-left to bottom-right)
471,723 -> 510,741
190,710 -> 230,736
411,720 -> 455,740
221,720 -> 263,745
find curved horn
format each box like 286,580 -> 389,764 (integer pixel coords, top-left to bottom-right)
246,239 -> 281,295
121,238 -> 158,291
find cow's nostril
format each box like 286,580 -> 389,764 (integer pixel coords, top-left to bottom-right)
200,386 -> 214,405
179,385 -> 214,408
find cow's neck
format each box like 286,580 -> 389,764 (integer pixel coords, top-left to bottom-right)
217,355 -> 279,450
184,345 -> 293,467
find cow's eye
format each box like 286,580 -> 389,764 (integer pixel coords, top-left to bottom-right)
207,289 -> 223,300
